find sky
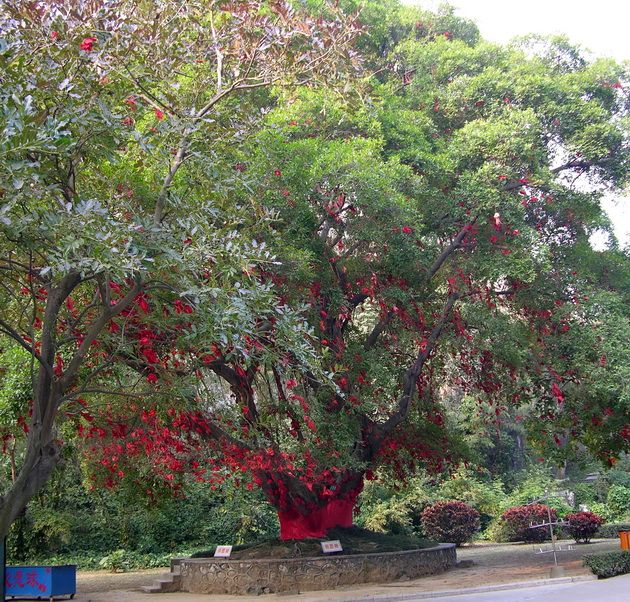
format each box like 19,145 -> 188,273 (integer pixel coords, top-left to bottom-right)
438,0 -> 630,63
405,0 -> 630,246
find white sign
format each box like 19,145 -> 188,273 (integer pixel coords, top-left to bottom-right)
214,545 -> 233,558
321,540 -> 343,554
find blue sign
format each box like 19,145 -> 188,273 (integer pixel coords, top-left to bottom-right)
5,565 -> 76,599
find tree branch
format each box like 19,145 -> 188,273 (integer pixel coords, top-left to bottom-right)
376,292 -> 460,437
551,157 -> 612,174
153,79 -> 272,224
0,319 -> 49,374
59,277 -> 143,394
363,310 -> 394,352
426,219 -> 477,281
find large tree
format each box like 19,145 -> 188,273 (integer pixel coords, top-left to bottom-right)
0,0 -> 362,540
81,3 -> 629,540
237,21 -> 630,536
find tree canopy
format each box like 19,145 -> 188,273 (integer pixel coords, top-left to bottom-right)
1,0 -> 628,541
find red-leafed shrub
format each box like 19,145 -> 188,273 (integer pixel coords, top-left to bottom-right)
501,504 -> 556,543
420,501 -> 480,546
564,511 -> 605,543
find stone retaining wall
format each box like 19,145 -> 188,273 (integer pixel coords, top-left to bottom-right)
176,543 -> 456,595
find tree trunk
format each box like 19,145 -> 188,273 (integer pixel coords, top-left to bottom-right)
260,468 -> 364,540
0,427 -> 61,540
0,273 -> 142,540
277,496 -> 356,540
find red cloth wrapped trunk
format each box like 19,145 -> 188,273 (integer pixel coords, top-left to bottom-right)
278,498 -> 354,540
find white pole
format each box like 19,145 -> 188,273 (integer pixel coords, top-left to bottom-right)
545,490 -> 558,567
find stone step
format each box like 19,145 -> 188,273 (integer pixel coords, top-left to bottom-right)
142,572 -> 181,594
156,578 -> 180,593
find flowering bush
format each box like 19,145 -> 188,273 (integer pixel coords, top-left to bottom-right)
500,504 -> 557,543
564,511 -> 604,543
420,501 -> 480,546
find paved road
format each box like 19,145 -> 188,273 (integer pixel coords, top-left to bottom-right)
378,573 -> 630,602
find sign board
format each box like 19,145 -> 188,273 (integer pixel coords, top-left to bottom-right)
5,565 -> 76,598
550,490 -> 575,506
321,540 -> 343,554
214,545 -> 233,558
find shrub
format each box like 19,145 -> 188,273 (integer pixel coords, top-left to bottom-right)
607,485 -> 630,518
583,550 -> 630,578
597,523 -> 630,539
360,500 -> 414,536
570,482 -> 599,507
357,475 -> 434,537
500,504 -> 557,543
420,501 -> 480,546
606,466 -> 630,489
503,465 -> 556,507
564,511 -> 604,543
40,549 -> 185,571
484,517 -> 512,543
588,502 -> 614,524
436,472 -> 507,533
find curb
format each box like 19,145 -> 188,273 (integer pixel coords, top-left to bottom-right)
327,575 -> 597,601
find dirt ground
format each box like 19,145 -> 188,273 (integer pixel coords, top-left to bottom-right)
72,538 -> 620,601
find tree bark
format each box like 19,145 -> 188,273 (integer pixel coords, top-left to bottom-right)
0,424 -> 61,539
261,468 -> 363,540
277,496 -> 357,539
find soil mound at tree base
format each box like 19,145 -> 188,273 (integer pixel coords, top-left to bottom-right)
190,526 -> 436,559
